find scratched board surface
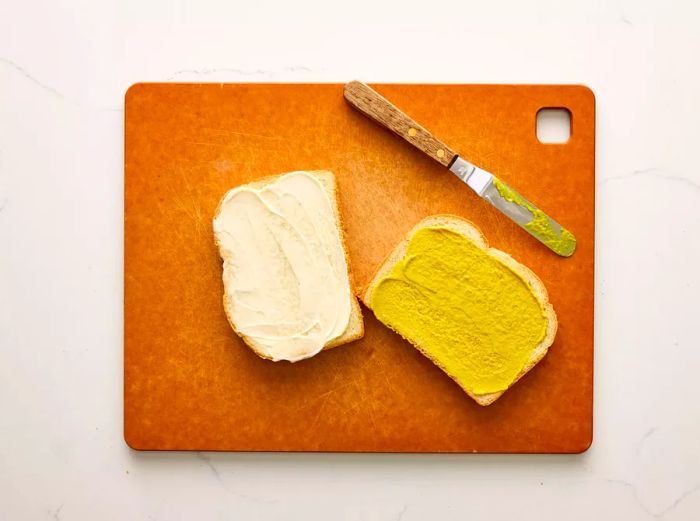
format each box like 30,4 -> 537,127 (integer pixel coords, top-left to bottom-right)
124,83 -> 594,453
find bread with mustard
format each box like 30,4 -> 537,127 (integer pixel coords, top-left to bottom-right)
363,215 -> 557,405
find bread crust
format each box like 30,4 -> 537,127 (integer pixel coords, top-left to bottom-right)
362,214 -> 557,405
213,170 -> 364,362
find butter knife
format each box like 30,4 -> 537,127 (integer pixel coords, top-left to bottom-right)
343,81 -> 576,257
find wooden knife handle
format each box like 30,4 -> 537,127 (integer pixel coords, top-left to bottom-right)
343,80 -> 457,167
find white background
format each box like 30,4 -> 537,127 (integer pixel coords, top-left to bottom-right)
1,0 -> 699,519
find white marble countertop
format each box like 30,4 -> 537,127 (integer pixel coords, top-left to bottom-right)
1,0 -> 699,519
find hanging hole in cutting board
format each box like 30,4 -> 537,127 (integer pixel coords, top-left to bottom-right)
536,108 -> 571,144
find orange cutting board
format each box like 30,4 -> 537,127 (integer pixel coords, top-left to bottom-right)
124,83 -> 594,453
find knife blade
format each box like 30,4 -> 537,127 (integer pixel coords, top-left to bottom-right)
449,157 -> 576,256
343,81 -> 576,257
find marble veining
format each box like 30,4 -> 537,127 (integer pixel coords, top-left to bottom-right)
602,167 -> 700,192
166,65 -> 316,81
606,479 -> 700,519
0,57 -> 74,103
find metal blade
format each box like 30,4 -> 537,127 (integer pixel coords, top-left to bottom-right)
449,157 -> 576,257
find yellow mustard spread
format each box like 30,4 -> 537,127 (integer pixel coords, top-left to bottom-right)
370,226 -> 548,395
493,178 -> 576,257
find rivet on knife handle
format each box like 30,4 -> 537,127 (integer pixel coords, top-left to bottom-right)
343,80 -> 457,167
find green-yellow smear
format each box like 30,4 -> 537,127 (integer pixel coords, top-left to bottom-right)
493,178 -> 576,257
370,227 -> 548,395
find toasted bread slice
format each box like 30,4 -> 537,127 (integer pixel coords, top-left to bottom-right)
362,215 -> 557,405
214,170 -> 363,362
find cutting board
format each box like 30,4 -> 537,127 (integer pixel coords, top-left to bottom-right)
124,83 -> 594,453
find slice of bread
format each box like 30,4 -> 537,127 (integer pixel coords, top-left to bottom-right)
214,170 -> 364,362
362,215 -> 557,405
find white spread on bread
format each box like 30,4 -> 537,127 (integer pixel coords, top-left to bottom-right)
213,171 -> 353,362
